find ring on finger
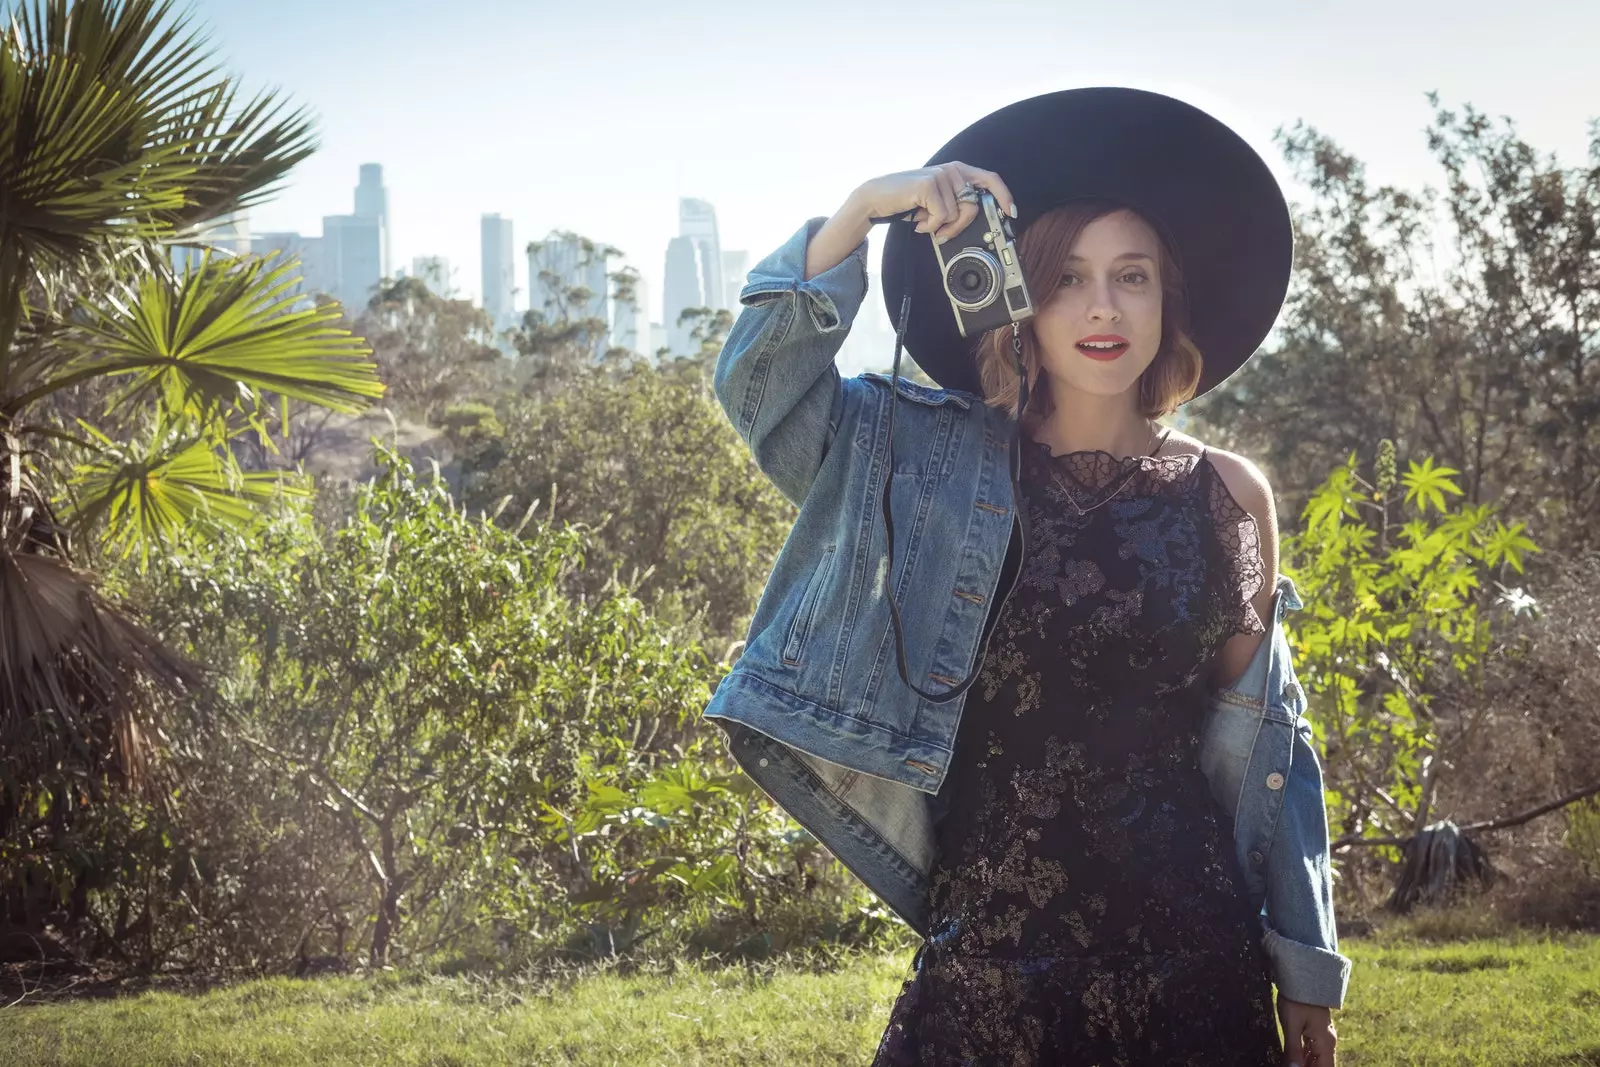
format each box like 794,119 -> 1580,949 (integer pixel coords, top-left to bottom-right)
955,181 -> 981,204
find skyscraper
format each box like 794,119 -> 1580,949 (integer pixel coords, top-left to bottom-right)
353,163 -> 390,278
679,198 -> 723,311
480,213 -> 516,330
252,230 -> 322,303
322,213 -> 384,313
662,235 -> 703,357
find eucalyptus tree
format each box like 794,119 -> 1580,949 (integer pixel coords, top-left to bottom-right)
1193,96 -> 1600,551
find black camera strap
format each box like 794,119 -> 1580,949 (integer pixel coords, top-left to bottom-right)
876,220 -> 1029,705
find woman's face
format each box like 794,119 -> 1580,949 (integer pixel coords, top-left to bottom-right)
1029,209 -> 1164,402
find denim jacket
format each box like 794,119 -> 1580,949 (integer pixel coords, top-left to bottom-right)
701,217 -> 1353,1009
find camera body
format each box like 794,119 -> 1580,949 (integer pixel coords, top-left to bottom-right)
932,189 -> 1037,338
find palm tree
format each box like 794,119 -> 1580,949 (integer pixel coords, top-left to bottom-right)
0,0 -> 383,900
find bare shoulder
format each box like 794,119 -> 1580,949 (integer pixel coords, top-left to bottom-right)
1207,449 -> 1276,527
1161,429 -> 1278,549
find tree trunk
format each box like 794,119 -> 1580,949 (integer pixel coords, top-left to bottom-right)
369,819 -> 401,967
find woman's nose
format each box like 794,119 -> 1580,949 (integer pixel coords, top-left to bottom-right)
1087,281 -> 1121,322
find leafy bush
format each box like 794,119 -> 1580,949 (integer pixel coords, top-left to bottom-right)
1284,440 -> 1540,904
59,445 -> 877,974
1566,797 -> 1600,882
459,363 -> 795,652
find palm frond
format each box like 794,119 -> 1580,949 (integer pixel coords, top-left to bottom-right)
60,416 -> 309,564
17,247 -> 381,418
0,0 -> 318,291
0,545 -> 196,789
0,424 -> 196,791
2,1 -> 213,260
147,76 -> 318,233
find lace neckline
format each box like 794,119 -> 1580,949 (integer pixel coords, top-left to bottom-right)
1021,433 -> 1202,497
1022,433 -> 1197,468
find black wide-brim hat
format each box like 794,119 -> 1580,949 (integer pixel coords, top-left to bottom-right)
882,87 -> 1293,400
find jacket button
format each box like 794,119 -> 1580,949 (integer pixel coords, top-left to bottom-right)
758,757 -> 770,767
1249,850 -> 1265,865
1265,772 -> 1285,790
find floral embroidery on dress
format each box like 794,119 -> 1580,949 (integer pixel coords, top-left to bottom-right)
872,438 -> 1280,1067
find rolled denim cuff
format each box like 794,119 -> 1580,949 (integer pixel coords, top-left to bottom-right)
1262,923 -> 1353,1009
737,217 -> 869,334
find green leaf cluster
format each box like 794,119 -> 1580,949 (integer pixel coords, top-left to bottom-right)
1285,443 -> 1540,864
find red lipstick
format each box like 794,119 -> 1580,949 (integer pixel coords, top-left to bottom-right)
1076,334 -> 1130,361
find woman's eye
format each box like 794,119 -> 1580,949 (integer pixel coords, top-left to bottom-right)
1058,272 -> 1148,287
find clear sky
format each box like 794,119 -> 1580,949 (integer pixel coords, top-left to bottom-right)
193,0 -> 1598,364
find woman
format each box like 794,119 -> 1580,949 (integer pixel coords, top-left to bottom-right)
704,88 -> 1345,1066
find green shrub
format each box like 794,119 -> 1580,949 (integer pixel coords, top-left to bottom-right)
1564,795 -> 1600,882
71,444 -> 878,974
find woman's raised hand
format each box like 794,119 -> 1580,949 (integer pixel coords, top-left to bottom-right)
804,162 -> 1017,280
853,162 -> 1018,244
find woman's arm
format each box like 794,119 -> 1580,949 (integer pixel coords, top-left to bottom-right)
1207,450 -> 1279,691
805,192 -> 874,280
1208,449 -> 1350,1053
712,215 -> 870,507
714,166 -> 1016,507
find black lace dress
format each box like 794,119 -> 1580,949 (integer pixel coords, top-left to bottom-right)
872,436 -> 1282,1066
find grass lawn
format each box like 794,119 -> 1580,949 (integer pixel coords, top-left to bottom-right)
2,929 -> 1598,1065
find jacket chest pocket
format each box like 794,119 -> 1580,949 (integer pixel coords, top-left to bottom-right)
782,543 -> 837,666
858,374 -> 971,479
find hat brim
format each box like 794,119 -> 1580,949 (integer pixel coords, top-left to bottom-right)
882,87 -> 1292,401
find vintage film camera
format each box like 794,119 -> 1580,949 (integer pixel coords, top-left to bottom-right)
932,188 -> 1037,337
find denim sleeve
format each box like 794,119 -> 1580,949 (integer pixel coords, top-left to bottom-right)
1261,716 -> 1354,1009
711,217 -> 870,507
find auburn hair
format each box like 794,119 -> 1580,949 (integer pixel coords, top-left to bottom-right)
973,198 -> 1203,427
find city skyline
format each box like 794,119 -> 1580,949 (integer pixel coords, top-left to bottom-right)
194,0 -> 1600,374
216,166 -> 767,365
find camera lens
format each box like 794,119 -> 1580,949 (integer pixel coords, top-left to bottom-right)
943,250 -> 1000,311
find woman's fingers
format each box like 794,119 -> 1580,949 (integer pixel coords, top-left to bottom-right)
900,161 -> 1017,238
960,163 -> 1017,219
932,167 -> 969,242
1276,997 -> 1336,1067
936,165 -> 985,243
1306,1020 -> 1336,1066
915,169 -> 957,236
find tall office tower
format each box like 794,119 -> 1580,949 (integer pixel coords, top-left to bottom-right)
411,255 -> 453,297
721,249 -> 749,309
480,213 -> 516,330
662,235 -> 704,356
527,233 -> 611,358
252,231 -> 323,302
322,213 -> 384,314
679,198 -> 723,311
610,272 -> 649,356
353,163 -> 391,278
